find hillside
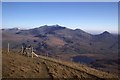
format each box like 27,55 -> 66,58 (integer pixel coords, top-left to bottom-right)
2,25 -> 119,76
2,50 -> 119,79
2,25 -> 118,55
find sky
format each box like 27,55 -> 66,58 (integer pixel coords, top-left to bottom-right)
2,2 -> 118,34
2,0 -> 120,2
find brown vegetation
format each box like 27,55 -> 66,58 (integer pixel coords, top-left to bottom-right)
2,50 -> 119,79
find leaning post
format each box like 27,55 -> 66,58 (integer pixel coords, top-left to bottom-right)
21,46 -> 23,54
8,43 -> 10,53
31,47 -> 33,58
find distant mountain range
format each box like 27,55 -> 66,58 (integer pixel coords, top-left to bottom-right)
2,25 -> 118,55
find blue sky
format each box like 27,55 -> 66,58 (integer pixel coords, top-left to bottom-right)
2,2 -> 118,34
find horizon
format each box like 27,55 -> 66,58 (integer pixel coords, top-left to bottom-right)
1,24 -> 118,34
2,2 -> 118,34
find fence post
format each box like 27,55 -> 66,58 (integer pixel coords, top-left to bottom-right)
32,47 -> 33,58
22,46 -> 23,54
46,52 -> 48,57
8,43 -> 9,53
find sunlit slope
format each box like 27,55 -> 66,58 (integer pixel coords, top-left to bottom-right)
2,50 -> 119,79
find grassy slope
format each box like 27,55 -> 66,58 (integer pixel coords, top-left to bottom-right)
2,50 -> 119,79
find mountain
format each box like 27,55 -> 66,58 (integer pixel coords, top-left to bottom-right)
2,25 -> 119,75
2,25 -> 118,54
15,25 -> 66,35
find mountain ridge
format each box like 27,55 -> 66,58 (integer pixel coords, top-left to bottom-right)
2,25 -> 118,54
2,25 -> 119,76
2,25 -> 115,35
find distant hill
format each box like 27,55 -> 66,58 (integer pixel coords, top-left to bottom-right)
2,25 -> 118,55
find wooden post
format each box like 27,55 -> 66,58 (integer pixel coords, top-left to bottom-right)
31,47 -> 33,58
46,52 -> 48,57
22,46 -> 23,54
8,43 -> 9,53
